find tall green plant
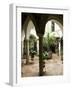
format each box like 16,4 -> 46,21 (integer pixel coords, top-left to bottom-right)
43,33 -> 56,51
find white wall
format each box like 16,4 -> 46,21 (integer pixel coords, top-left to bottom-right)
0,0 -> 72,89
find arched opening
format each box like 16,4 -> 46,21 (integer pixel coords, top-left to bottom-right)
43,19 -> 63,75
21,16 -> 38,60
21,18 -> 39,77
44,19 -> 63,57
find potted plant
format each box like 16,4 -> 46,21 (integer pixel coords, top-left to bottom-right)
30,48 -> 36,61
43,51 -> 52,60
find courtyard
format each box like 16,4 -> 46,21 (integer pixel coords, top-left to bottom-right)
21,13 -> 63,77
21,53 -> 63,77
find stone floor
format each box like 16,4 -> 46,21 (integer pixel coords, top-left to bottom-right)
21,54 -> 63,77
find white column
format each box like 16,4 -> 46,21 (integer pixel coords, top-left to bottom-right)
37,39 -> 39,55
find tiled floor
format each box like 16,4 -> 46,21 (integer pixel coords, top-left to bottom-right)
21,54 -> 63,77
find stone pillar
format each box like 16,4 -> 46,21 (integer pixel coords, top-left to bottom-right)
26,39 -> 29,64
37,39 -> 39,55
22,29 -> 30,64
38,34 -> 44,76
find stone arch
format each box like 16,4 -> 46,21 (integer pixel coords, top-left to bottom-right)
21,15 -> 38,58
44,19 -> 63,36
44,15 -> 63,63
44,15 -> 63,31
22,15 -> 38,36
50,19 -> 63,31
21,15 -> 38,63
